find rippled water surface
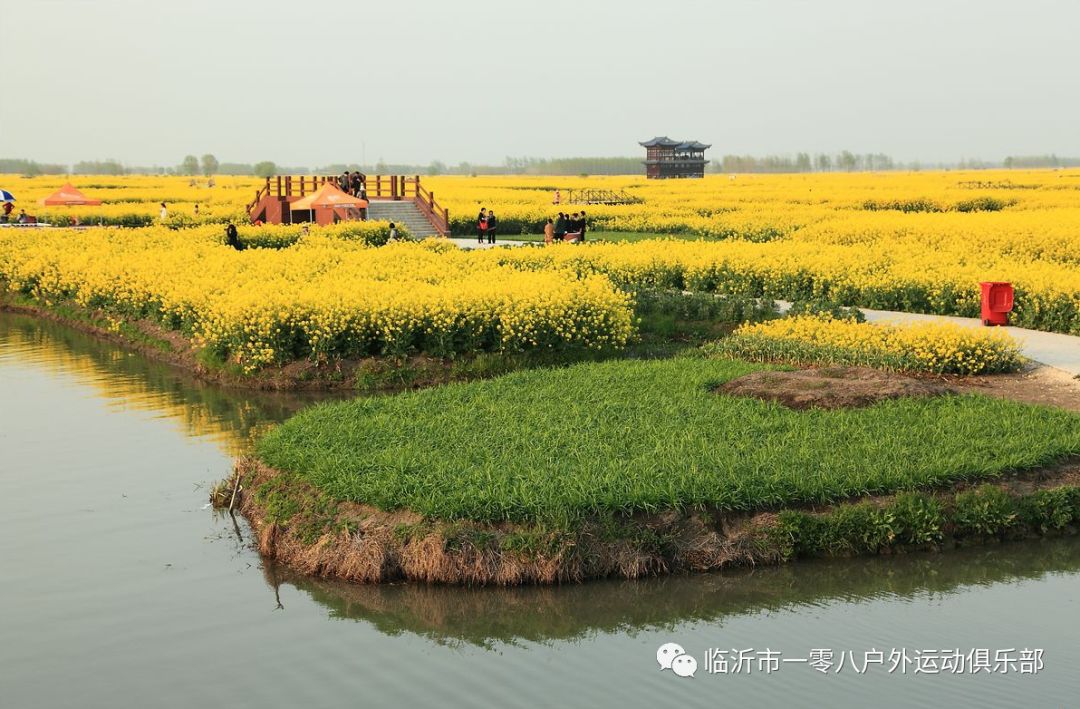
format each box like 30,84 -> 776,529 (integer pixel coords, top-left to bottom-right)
1,311 -> 1078,708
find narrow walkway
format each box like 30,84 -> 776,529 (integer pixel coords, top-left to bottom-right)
778,301 -> 1080,376
448,238 -> 531,250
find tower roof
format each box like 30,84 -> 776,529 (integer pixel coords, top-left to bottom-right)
639,136 -> 681,148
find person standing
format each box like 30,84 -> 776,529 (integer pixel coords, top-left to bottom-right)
543,217 -> 554,245
340,171 -> 350,192
389,222 -> 399,241
486,210 -> 497,244
2,201 -> 13,223
553,189 -> 561,205
579,210 -> 587,242
554,212 -> 566,241
194,203 -> 200,217
566,212 -> 581,241
160,202 -> 168,221
476,207 -> 487,244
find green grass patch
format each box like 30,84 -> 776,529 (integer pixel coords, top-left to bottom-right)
776,484 -> 1080,559
861,197 -> 1010,213
632,290 -> 778,343
255,358 -> 1080,526
351,345 -> 692,394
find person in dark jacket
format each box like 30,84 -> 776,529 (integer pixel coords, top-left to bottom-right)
224,223 -> 243,250
566,212 -> 582,241
477,208 -> 487,243
486,210 -> 497,244
579,210 -> 587,242
553,212 -> 567,240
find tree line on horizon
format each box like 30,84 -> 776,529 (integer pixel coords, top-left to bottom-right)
3,152 -> 1080,177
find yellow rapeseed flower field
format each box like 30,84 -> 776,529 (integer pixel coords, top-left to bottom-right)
3,174 -> 261,227
718,314 -> 1023,374
424,170 -> 1080,333
0,226 -> 633,370
2,169 -> 1078,356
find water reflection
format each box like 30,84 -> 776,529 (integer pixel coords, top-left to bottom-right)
0,311 -> 340,454
267,536 -> 1080,647
5,310 -> 1079,707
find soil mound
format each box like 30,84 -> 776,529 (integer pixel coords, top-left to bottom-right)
717,366 -> 949,410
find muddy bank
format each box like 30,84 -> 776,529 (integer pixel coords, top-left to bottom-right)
717,366 -> 949,410
719,363 -> 1080,413
214,457 -> 1080,587
947,365 -> 1080,413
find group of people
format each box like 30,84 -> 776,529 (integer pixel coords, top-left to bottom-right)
476,207 -> 499,244
1,202 -> 29,224
339,171 -> 367,200
544,211 -> 587,244
475,207 -> 588,246
158,202 -> 203,220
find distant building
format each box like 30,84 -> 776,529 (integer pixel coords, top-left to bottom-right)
640,137 -> 711,179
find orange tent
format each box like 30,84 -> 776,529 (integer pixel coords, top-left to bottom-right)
42,183 -> 102,206
290,183 -> 368,211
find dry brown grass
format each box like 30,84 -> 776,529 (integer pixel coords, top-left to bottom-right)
219,458 -> 790,586
217,456 -> 1080,587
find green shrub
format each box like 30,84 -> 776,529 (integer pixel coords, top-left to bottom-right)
862,198 -> 942,213
890,493 -> 944,546
954,197 -> 1009,212
632,289 -> 778,323
785,300 -> 865,322
1018,488 -> 1078,533
952,485 -> 1018,537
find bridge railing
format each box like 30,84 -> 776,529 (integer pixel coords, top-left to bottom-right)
248,174 -> 450,235
414,180 -> 450,236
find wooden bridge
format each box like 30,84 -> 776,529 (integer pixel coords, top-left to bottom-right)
246,174 -> 450,236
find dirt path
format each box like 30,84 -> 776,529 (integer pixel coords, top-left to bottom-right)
947,365 -> 1080,413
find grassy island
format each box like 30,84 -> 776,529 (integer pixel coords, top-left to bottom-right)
219,357 -> 1080,585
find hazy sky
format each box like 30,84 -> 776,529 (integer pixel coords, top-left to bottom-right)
2,0 -> 1078,166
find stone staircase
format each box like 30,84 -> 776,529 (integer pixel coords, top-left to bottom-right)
367,200 -> 440,238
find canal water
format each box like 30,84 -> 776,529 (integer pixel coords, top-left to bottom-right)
2,311 -> 1078,708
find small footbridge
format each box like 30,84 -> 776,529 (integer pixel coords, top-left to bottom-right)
246,174 -> 450,237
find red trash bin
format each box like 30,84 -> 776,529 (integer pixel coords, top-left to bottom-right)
979,281 -> 1013,326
